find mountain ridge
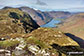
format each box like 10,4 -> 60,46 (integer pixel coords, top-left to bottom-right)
0,8 -> 39,35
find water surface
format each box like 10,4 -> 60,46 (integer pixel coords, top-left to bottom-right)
41,19 -> 61,27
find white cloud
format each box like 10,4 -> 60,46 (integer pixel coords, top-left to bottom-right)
0,0 -> 84,11
36,0 -> 47,6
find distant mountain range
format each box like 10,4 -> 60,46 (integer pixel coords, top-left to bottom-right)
19,7 -> 72,25
19,7 -> 52,25
45,11 -> 71,19
66,7 -> 84,12
2,6 -> 72,26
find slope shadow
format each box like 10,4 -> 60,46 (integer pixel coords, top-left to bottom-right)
65,33 -> 84,48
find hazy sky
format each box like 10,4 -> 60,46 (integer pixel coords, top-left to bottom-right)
0,0 -> 84,11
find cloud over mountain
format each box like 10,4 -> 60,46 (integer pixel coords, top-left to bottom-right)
36,0 -> 47,6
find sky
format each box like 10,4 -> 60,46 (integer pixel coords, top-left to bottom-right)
0,0 -> 84,12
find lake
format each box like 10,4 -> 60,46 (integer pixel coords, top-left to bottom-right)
41,19 -> 61,27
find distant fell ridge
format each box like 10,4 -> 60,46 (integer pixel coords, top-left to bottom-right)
19,6 -> 72,25
2,6 -> 72,26
45,11 -> 71,19
19,7 -> 52,25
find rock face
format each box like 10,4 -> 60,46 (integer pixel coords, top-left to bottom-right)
0,8 -> 39,35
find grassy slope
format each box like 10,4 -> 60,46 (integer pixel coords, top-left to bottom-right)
0,8 -> 39,35
0,27 -> 84,56
29,28 -> 79,46
26,28 -> 84,56
59,13 -> 84,40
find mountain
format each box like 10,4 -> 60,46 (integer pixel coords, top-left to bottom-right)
20,28 -> 84,56
59,13 -> 84,48
0,8 -> 39,35
0,27 -> 84,56
41,11 -> 72,27
59,13 -> 84,39
0,8 -> 83,55
45,11 -> 71,19
2,6 -> 13,9
2,6 -> 72,26
66,7 -> 84,12
19,7 -> 72,26
30,28 -> 79,46
19,7 -> 52,25
0,6 -> 84,56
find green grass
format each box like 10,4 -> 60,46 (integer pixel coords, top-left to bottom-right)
26,36 -> 49,49
0,39 -> 20,49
